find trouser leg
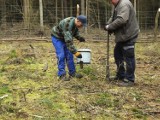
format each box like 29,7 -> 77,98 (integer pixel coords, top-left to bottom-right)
64,45 -> 76,75
114,43 -> 125,79
123,43 -> 135,82
51,36 -> 66,76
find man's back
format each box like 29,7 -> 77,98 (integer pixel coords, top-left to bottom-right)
51,17 -> 78,40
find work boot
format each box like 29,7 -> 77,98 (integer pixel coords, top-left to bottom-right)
69,73 -> 83,79
59,75 -> 70,81
109,76 -> 124,81
118,79 -> 135,87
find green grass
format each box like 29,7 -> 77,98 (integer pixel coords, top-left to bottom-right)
0,41 -> 160,119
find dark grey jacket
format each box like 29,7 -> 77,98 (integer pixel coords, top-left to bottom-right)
108,0 -> 139,42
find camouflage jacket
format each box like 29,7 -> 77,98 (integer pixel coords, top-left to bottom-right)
51,17 -> 82,54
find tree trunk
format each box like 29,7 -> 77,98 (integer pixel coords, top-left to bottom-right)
97,0 -> 100,29
154,8 -> 160,41
134,0 -> 136,12
64,0 -> 68,17
39,0 -> 44,31
77,4 -> 80,17
61,0 -> 64,19
85,0 -> 88,33
55,0 -> 58,23
23,0 -> 32,30
81,0 -> 85,15
0,0 -> 6,29
70,0 -> 73,16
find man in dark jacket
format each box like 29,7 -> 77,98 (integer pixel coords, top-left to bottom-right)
104,0 -> 139,86
51,15 -> 87,81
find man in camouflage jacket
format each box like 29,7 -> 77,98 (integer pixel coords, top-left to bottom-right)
51,15 -> 87,81
104,0 -> 139,86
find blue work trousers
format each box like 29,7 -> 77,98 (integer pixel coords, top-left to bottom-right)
114,39 -> 137,82
51,36 -> 76,76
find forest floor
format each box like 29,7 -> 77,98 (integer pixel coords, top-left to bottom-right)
0,39 -> 160,120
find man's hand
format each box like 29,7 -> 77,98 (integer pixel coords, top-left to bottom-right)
104,24 -> 113,35
104,24 -> 109,31
74,52 -> 82,58
78,37 -> 85,42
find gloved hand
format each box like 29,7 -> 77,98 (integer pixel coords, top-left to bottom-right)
74,52 -> 82,58
104,24 -> 113,35
104,24 -> 109,31
78,37 -> 85,42
108,31 -> 113,35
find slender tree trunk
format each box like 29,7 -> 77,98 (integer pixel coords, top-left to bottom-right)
86,0 -> 88,19
97,0 -> 100,29
39,0 -> 44,31
23,0 -> 32,30
137,0 -> 139,27
85,0 -> 88,33
61,0 -> 64,19
81,0 -> 85,15
55,0 -> 58,23
154,8 -> 160,41
105,0 -> 107,24
70,0 -> 73,16
64,0 -> 68,17
0,0 -> 6,29
134,0 -> 136,12
77,4 -> 80,17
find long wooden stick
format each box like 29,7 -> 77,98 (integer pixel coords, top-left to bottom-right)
106,32 -> 110,81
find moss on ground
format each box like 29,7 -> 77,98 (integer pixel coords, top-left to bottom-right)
0,41 -> 160,120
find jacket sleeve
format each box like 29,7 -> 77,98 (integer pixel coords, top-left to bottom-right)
108,5 -> 130,31
107,16 -> 113,24
63,31 -> 77,54
74,30 -> 82,40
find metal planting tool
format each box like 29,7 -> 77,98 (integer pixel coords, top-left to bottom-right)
79,59 -> 83,69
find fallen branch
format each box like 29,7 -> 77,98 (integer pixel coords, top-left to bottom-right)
0,94 -> 8,100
